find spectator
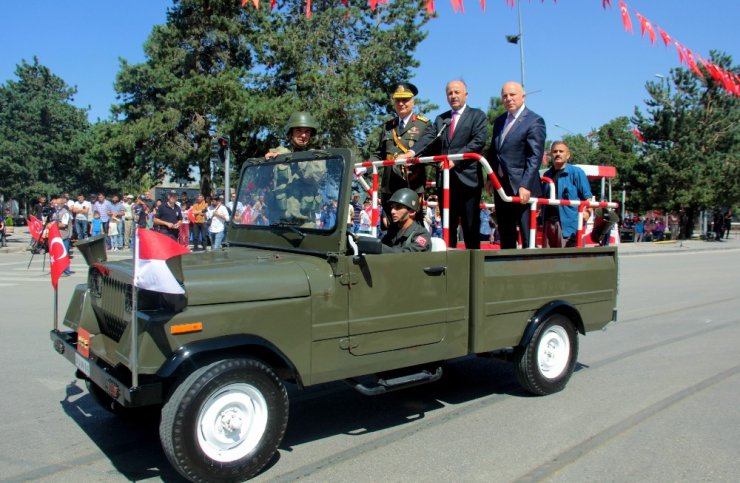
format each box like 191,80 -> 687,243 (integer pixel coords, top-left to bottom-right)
179,198 -> 191,248
207,195 -> 229,250
358,198 -> 373,234
654,219 -> 665,241
108,211 -> 121,251
123,195 -> 135,249
107,195 -> 126,250
72,193 -> 91,240
190,194 -> 208,251
153,191 -> 183,241
480,207 -> 493,244
350,192 -> 362,233
90,211 -> 103,237
633,217 -> 645,242
132,195 -> 149,231
668,210 -> 680,240
92,193 -> 111,247
51,197 -> 73,275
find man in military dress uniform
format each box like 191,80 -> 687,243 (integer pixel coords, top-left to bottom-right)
371,83 -> 434,221
381,188 -> 431,253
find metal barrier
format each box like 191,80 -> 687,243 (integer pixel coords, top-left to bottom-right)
354,153 -> 619,248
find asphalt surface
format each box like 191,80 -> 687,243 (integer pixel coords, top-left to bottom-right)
0,230 -> 738,482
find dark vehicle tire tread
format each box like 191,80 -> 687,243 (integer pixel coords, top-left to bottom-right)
514,314 -> 579,396
159,358 -> 288,482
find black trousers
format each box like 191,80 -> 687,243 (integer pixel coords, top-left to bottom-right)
191,222 -> 206,249
441,177 -> 481,250
494,189 -> 532,249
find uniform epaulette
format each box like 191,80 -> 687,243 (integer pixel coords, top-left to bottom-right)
416,115 -> 429,122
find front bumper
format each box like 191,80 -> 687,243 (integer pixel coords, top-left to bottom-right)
50,329 -> 163,407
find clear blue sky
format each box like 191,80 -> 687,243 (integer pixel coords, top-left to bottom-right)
1,0 -> 737,138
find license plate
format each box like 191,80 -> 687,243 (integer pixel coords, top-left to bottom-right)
75,352 -> 91,377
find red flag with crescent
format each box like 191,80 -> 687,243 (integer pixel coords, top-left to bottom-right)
657,27 -> 671,47
28,215 -> 43,241
619,1 -> 633,33
48,223 -> 70,289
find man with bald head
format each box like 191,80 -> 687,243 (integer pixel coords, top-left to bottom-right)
486,81 -> 546,249
404,80 -> 488,249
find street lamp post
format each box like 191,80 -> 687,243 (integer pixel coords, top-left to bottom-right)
505,1 -> 526,88
554,123 -> 575,135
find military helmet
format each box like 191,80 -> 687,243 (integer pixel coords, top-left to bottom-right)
285,111 -> 319,137
388,188 -> 420,212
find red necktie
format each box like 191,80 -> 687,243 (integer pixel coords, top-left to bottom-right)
449,111 -> 459,140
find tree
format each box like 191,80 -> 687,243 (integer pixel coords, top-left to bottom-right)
632,50 -> 739,235
113,0 -> 431,191
559,133 -> 596,166
0,58 -> 90,203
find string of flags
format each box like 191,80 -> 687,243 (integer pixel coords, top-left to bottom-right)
238,0 -> 739,97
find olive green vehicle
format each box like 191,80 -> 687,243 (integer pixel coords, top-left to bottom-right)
50,149 -> 618,482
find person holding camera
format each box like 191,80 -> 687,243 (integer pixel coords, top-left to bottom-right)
190,193 -> 208,251
153,190 -> 183,241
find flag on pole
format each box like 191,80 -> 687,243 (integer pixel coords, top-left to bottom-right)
134,229 -> 190,294
48,223 -> 70,289
28,215 -> 44,241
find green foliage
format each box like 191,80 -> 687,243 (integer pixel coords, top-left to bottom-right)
0,58 -> 90,201
632,50 -> 739,221
558,134 -> 596,166
112,0 -> 431,188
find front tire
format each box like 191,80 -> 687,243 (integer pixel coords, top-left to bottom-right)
160,358 -> 288,482
514,314 -> 578,396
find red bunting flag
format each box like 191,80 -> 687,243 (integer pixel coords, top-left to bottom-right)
480,0 -> 485,12
425,0 -> 435,14
48,223 -> 70,289
657,27 -> 671,47
341,0 -> 348,5
685,49 -> 704,78
306,0 -> 311,18
506,0 -> 515,8
635,12 -> 655,44
602,0 -> 611,8
368,0 -> 378,10
134,228 -> 190,294
27,215 -> 43,241
618,1 -> 633,33
451,0 -> 460,13
631,128 -> 645,143
674,41 -> 686,65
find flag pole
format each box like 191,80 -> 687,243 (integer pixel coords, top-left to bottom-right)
53,287 -> 58,331
130,225 -> 139,389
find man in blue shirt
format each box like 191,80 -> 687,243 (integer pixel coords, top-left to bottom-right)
541,141 -> 592,248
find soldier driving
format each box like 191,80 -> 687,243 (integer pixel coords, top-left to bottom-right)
370,82 -> 434,221
265,111 -> 319,159
380,188 -> 431,253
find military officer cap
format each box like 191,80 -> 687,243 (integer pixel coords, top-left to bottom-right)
391,82 -> 418,100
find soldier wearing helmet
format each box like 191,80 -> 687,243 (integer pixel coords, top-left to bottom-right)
380,188 -> 431,253
265,111 -> 319,159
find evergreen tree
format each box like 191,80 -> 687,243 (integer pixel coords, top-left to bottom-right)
0,58 -> 90,203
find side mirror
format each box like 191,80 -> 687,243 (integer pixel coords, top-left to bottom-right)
356,235 -> 382,255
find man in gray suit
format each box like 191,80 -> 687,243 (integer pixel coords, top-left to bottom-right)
487,81 -> 546,249
405,80 -> 488,249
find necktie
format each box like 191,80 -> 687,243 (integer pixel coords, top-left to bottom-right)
399,119 -> 405,131
500,113 -> 516,145
449,111 -> 459,140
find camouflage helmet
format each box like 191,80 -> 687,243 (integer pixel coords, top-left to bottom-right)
388,188 -> 420,212
285,111 -> 319,137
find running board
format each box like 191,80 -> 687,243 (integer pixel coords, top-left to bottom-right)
347,367 -> 443,396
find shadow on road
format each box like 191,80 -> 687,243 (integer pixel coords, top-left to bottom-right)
59,380 -> 186,482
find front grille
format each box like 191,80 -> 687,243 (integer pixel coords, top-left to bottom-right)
93,276 -> 132,342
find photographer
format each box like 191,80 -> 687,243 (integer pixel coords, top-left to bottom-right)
190,193 -> 208,251
153,190 -> 183,241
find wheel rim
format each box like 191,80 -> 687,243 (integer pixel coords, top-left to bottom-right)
536,325 -> 570,379
196,383 -> 269,463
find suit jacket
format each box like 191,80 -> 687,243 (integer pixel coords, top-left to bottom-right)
371,114 -> 434,194
413,106 -> 488,189
487,107 -> 546,197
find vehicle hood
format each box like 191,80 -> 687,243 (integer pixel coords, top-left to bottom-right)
181,249 -> 311,306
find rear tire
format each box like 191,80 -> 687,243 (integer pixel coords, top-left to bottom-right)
159,358 -> 288,482
514,314 -> 578,395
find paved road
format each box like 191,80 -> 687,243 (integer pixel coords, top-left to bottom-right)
0,242 -> 738,482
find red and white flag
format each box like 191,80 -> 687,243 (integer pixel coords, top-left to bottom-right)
28,215 -> 44,241
134,229 -> 190,294
48,223 -> 70,289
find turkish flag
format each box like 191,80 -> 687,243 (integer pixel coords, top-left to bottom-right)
48,223 -> 70,289
619,1 -> 633,33
186,208 -> 196,224
658,27 -> 671,47
28,215 -> 43,241
631,128 -> 645,143
602,0 -> 611,9
134,228 -> 190,294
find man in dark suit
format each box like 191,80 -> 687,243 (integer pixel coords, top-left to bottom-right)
486,81 -> 546,249
405,80 -> 488,249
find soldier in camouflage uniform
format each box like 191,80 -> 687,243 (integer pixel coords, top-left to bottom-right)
371,83 -> 435,222
381,188 -> 431,253
265,111 -> 319,159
